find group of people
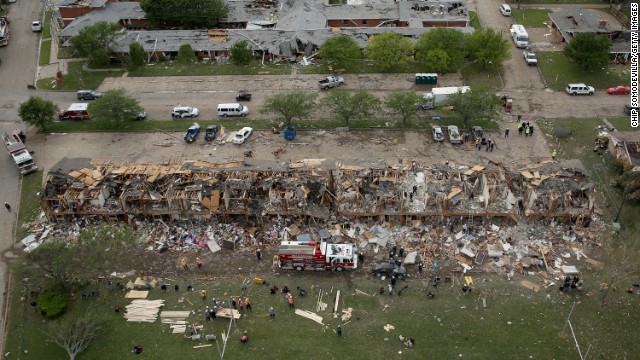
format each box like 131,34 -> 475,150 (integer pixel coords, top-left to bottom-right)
475,138 -> 495,152
518,122 -> 535,137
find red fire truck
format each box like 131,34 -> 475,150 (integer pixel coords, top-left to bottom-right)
278,241 -> 358,272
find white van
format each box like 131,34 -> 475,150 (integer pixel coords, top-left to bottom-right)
217,103 -> 249,117
510,24 -> 528,48
499,4 -> 511,16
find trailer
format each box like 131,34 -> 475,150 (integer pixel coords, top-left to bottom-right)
419,86 -> 470,110
278,240 -> 357,271
3,131 -> 37,175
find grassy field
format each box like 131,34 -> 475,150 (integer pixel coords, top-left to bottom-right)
36,62 -> 125,91
510,9 -> 552,28
461,64 -> 503,90
4,269 -> 640,360
128,62 -> 293,77
15,171 -> 43,240
469,11 -> 481,29
38,11 -> 53,65
537,52 -> 630,91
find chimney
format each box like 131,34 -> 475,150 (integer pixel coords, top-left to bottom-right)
598,18 -> 607,28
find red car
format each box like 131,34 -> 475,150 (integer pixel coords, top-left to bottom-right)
607,85 -> 630,95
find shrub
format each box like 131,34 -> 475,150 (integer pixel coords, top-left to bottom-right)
38,286 -> 68,319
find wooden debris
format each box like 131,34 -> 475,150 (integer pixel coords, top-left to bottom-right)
125,290 -> 149,299
193,344 -> 213,349
124,299 -> 165,322
383,324 -> 395,332
295,309 -> 324,325
341,307 -> 353,323
216,308 -> 241,320
355,289 -> 369,296
333,290 -> 340,313
520,280 -> 541,292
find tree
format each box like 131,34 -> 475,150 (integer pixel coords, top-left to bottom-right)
260,92 -> 317,126
18,241 -> 78,289
415,28 -> 467,73
364,33 -> 414,72
564,33 -> 612,71
129,42 -> 147,69
384,91 -> 423,125
18,96 -> 58,132
466,28 -> 511,70
141,0 -> 228,29
69,22 -> 122,67
444,87 -> 502,128
87,89 -> 144,126
230,40 -> 254,66
46,312 -> 106,360
318,35 -> 362,70
321,89 -> 381,125
176,44 -> 197,64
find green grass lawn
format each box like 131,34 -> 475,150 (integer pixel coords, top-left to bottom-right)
39,39 -> 51,66
507,0 -> 605,3
607,116 -> 640,132
297,60 -> 428,75
128,62 -> 292,77
37,62 -> 125,91
4,269 -> 639,360
41,10 -> 52,40
461,64 -> 503,90
537,52 -> 630,91
15,171 -> 43,240
511,9 -> 552,28
469,11 -> 481,29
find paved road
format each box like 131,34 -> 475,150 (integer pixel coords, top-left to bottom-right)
0,0 -> 42,353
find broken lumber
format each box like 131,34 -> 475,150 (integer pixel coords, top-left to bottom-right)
333,290 -> 340,313
295,309 -> 324,325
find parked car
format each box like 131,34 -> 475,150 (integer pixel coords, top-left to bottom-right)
371,262 -> 407,279
625,103 -> 639,115
184,124 -> 201,143
431,125 -> 444,142
607,85 -> 630,95
124,109 -> 147,120
204,125 -> 218,141
172,106 -> 199,119
77,90 -> 102,100
523,51 -> 537,66
472,126 -> 484,141
565,83 -> 594,96
232,127 -> 253,145
447,125 -> 462,144
499,4 -> 511,16
31,21 -> 42,32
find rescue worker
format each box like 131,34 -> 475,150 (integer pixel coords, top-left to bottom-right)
196,257 -> 202,269
552,149 -> 557,160
287,293 -> 294,309
181,258 -> 188,270
337,325 -> 342,337
199,289 -> 206,300
244,298 -> 252,311
269,307 -> 276,318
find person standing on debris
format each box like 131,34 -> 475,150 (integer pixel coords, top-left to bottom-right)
505,129 -> 509,138
462,284 -> 470,293
337,325 -> 342,337
490,142 -> 494,152
256,248 -> 262,260
196,257 -> 202,269
399,247 -> 405,258
200,289 -> 207,300
358,252 -> 364,265
181,258 -> 188,270
475,138 -> 480,150
245,298 -> 252,311
4,202 -> 10,212
418,262 -> 425,275
269,307 -> 276,318
552,149 -> 557,160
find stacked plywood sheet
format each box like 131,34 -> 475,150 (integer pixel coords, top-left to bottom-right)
160,310 -> 192,334
215,308 -> 241,320
124,299 -> 165,322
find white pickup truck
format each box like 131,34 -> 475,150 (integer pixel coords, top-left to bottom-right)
318,76 -> 344,90
523,51 -> 537,66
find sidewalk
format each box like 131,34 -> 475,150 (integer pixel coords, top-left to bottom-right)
37,35 -> 69,81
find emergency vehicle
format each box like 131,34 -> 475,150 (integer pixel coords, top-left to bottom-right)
3,131 -> 37,175
278,241 -> 358,272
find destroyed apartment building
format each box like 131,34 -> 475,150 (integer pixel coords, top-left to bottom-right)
39,158 -> 594,227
